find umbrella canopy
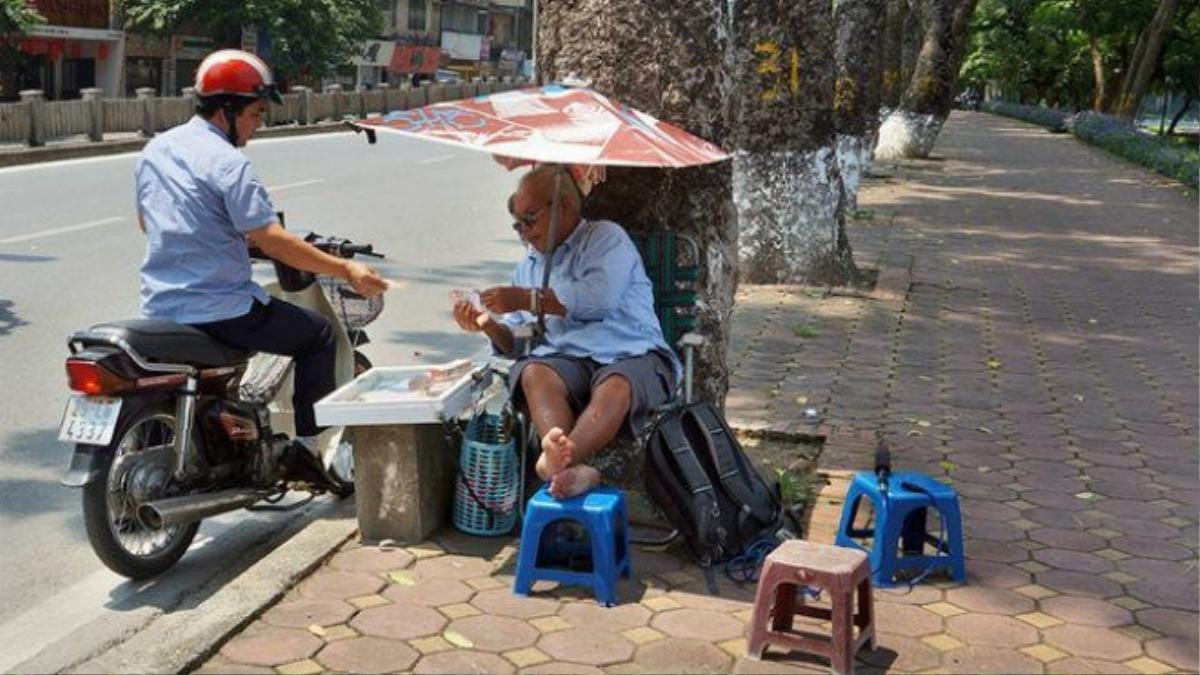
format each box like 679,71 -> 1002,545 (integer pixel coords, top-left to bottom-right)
353,84 -> 730,168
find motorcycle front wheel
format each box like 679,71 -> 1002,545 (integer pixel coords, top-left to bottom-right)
81,400 -> 199,579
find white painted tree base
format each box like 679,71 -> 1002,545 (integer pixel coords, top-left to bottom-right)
874,111 -> 944,159
734,147 -> 845,283
836,134 -> 873,212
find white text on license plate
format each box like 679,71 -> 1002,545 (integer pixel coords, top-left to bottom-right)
58,395 -> 123,446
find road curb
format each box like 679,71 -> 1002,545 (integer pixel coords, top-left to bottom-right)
0,123 -> 355,168
51,506 -> 357,674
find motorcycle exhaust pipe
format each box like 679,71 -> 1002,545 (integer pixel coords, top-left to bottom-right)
138,487 -> 274,529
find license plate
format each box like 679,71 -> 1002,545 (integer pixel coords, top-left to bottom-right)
58,395 -> 123,446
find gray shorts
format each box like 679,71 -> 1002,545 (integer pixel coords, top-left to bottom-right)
509,351 -> 677,439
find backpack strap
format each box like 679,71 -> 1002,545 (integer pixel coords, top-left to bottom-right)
687,403 -> 777,525
650,411 -> 724,559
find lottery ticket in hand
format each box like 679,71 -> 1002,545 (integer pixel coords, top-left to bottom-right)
449,289 -> 484,311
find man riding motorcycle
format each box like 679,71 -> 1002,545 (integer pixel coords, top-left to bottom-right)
135,49 -> 388,474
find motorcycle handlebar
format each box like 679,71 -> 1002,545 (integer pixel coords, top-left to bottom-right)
303,233 -> 385,259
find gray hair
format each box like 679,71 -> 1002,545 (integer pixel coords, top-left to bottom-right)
520,164 -> 582,215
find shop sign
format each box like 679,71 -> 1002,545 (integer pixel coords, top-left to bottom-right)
31,0 -> 109,29
26,24 -> 123,41
173,35 -> 214,60
440,30 -> 484,61
389,45 -> 441,75
351,40 -> 396,67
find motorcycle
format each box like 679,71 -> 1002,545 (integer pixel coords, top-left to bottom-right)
58,222 -> 383,579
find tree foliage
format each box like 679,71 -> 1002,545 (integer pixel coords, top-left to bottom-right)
2,0 -> 43,34
115,0 -> 381,84
961,0 -> 1197,116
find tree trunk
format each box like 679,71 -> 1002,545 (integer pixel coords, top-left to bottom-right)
875,0 -> 978,159
538,0 -> 735,410
901,0 -> 923,90
1115,0 -> 1180,119
731,0 -> 858,286
880,0 -> 910,108
1167,95 -> 1193,135
834,0 -> 887,211
1089,32 -> 1108,112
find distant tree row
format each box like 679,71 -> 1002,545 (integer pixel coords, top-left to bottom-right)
961,0 -> 1198,126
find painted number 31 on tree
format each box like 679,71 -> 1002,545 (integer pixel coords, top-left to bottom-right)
755,41 -> 801,102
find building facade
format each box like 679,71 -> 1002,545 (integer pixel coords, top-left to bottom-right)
3,0 -> 124,101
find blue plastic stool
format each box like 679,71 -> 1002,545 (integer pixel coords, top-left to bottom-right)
513,485 -> 632,606
834,471 -> 966,588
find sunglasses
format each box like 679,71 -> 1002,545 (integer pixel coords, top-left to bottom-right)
509,198 -> 551,233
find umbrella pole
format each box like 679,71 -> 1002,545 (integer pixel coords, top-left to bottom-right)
535,166 -> 564,345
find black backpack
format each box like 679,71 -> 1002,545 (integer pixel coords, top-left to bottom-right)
645,401 -> 799,566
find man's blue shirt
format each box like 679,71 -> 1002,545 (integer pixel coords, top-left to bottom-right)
135,116 -> 276,324
501,219 -> 682,379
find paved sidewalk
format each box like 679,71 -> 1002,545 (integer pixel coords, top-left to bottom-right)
198,112 -> 1198,675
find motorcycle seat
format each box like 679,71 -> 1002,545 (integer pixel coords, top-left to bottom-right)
80,320 -> 251,368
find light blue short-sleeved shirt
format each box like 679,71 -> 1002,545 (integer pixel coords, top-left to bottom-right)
501,219 -> 682,379
135,115 -> 276,323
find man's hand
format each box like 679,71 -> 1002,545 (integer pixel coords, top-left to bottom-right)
345,261 -> 387,297
480,286 -> 532,314
453,301 -> 490,332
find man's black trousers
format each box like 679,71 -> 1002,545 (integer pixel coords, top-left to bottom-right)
191,299 -> 335,437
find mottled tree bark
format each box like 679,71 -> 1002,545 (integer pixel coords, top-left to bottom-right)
731,0 -> 858,287
880,0 -> 911,109
834,0 -> 887,211
537,1 -> 735,405
875,0 -> 978,159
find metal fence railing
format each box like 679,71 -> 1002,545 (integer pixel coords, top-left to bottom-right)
4,78 -> 528,148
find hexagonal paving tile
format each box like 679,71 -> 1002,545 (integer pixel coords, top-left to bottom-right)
446,615 -> 539,652
1126,576 -> 1200,611
413,650 -> 516,674
327,545 -> 416,573
1136,607 -> 1200,639
731,655 -> 831,674
946,614 -> 1038,647
651,608 -> 746,642
315,636 -> 419,673
1029,527 -> 1106,552
963,538 -> 1030,563
1036,569 -> 1123,598
469,589 -> 559,619
296,570 -> 387,601
382,578 -> 475,606
219,625 -> 322,667
411,554 -> 498,582
1039,596 -> 1132,627
261,599 -> 356,628
965,559 -> 1032,588
1146,637 -> 1200,672
559,601 -> 653,633
350,602 -> 447,641
941,645 -> 1042,674
1045,657 -> 1139,674
520,662 -> 606,675
943,585 -> 1035,615
633,637 -> 733,674
1109,536 -> 1193,561
536,627 -> 636,666
858,634 -> 943,673
1032,549 -> 1113,574
1043,624 -> 1143,662
873,604 -> 943,637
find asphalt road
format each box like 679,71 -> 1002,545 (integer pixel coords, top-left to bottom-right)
0,130 -> 522,669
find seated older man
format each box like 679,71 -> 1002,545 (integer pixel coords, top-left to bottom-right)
453,165 -> 679,499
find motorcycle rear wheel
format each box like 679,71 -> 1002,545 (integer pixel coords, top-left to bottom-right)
82,400 -> 199,579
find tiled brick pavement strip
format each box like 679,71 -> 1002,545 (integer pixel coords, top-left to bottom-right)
200,112 -> 1197,674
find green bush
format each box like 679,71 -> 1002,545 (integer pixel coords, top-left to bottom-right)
980,101 -> 1071,132
1068,112 -> 1199,189
983,102 -> 1199,188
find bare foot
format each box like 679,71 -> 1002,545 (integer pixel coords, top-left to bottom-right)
540,427 -> 576,474
549,464 -> 601,500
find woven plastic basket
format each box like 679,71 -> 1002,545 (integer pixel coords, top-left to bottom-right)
453,413 -> 519,537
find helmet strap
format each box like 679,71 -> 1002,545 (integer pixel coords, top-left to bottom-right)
222,104 -> 239,146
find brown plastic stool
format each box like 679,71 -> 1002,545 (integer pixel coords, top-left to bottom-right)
746,540 -> 876,675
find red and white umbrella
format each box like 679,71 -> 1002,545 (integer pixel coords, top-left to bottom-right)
352,84 -> 730,169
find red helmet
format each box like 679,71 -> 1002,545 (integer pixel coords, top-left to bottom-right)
195,49 -> 282,104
